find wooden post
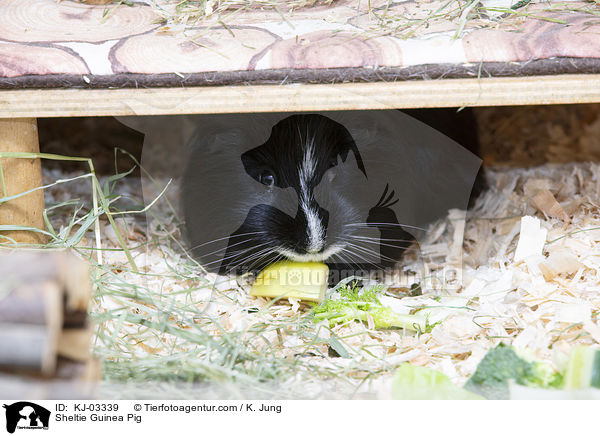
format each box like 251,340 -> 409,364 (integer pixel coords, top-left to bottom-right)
0,118 -> 45,244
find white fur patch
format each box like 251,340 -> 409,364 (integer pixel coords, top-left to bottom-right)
278,245 -> 343,263
299,137 -> 325,254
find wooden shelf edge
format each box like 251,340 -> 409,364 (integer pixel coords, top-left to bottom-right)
0,74 -> 599,117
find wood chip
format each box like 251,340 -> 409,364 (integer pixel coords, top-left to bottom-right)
514,216 -> 547,262
530,189 -> 570,223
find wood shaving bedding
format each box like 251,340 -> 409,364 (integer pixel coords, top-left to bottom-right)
38,105 -> 600,397
41,161 -> 600,395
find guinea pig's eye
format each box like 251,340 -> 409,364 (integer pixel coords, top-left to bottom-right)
258,169 -> 276,187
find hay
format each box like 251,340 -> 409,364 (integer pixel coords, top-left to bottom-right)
2,105 -> 600,398
0,105 -> 588,398
120,0 -> 600,40
33,159 -> 600,399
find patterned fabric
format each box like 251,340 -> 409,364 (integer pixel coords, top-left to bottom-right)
0,0 -> 598,87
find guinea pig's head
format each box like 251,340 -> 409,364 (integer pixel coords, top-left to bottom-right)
182,113 -> 374,275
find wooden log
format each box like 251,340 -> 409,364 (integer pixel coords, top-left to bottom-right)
0,373 -> 96,400
0,283 -> 48,325
0,324 -> 56,375
57,329 -> 93,362
55,356 -> 102,383
62,310 -> 88,330
0,357 -> 101,398
0,281 -> 62,375
0,251 -> 92,327
0,252 -> 99,398
56,252 -> 93,313
0,252 -> 93,375
0,118 -> 45,244
82,358 -> 102,383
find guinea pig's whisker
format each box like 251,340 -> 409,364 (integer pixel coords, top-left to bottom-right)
245,254 -> 276,272
331,248 -> 356,266
347,236 -> 414,249
240,247 -> 273,266
344,222 -> 426,231
261,253 -> 284,269
351,236 -> 415,247
327,237 -> 369,263
349,238 -> 413,251
330,249 -> 351,265
349,235 -> 414,243
337,247 -> 381,270
329,252 -> 344,265
339,243 -> 379,263
187,231 -> 267,251
231,246 -> 278,272
197,237 -> 265,258
198,246 -> 251,263
229,244 -> 274,265
343,241 -> 383,260
340,253 -> 371,270
343,241 -> 399,264
200,242 -> 271,268
200,251 -> 248,268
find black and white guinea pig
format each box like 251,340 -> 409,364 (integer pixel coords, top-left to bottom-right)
181,109 -> 483,279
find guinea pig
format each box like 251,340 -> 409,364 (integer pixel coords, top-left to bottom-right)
181,109 -> 483,281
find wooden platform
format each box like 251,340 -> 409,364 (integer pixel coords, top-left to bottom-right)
0,0 -> 599,91
1,74 -> 600,118
0,0 -> 599,239
0,0 -> 599,114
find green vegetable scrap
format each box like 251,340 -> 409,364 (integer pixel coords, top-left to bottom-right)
511,346 -> 600,399
392,364 -> 484,400
564,346 -> 600,390
312,284 -> 428,332
464,344 -> 562,400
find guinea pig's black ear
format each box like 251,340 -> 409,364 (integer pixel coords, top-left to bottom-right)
240,150 -> 261,182
338,127 -> 370,177
349,144 -> 366,177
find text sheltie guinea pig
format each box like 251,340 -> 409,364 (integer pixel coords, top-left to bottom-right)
180,110 -> 483,279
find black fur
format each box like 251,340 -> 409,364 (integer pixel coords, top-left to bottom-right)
182,109 -> 483,279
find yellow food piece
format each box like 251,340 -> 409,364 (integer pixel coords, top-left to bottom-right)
250,261 -> 329,302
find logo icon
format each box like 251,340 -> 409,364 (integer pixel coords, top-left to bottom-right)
3,402 -> 50,434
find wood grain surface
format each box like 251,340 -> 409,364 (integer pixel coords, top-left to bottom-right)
0,74 -> 599,117
0,118 -> 46,244
0,0 -> 598,89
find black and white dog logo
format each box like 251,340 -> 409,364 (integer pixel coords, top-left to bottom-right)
3,402 -> 50,433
